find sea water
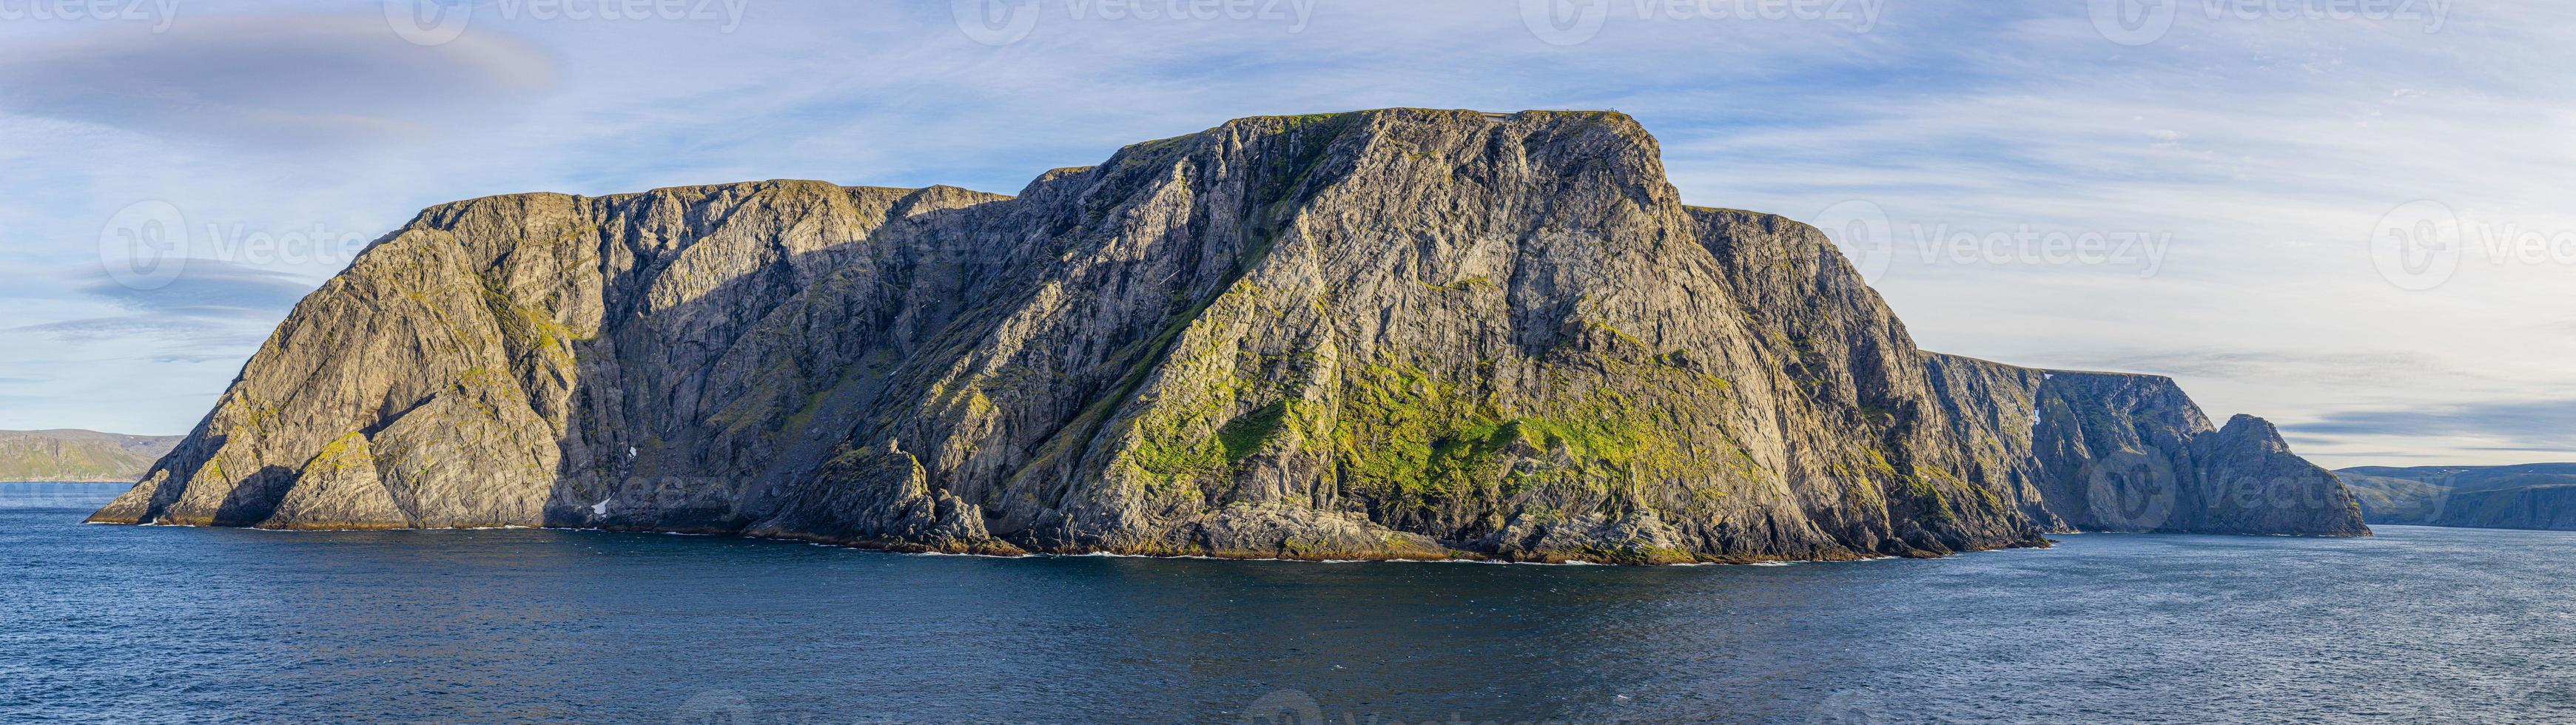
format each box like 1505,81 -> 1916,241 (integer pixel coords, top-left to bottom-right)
3,482 -> 2569,723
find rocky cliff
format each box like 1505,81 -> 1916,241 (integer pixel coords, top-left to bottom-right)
1921,357 -> 2367,536
2341,464 -> 2576,530
91,109 -> 2367,561
0,430 -> 181,482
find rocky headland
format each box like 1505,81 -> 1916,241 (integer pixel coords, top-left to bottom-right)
90,109 -> 2368,562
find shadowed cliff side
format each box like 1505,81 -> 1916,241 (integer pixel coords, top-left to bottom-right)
1922,354 -> 2368,536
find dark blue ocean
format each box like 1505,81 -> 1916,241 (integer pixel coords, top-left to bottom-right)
2,482 -> 2569,724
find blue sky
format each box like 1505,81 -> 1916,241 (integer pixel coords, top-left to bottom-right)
1,0 -> 2569,466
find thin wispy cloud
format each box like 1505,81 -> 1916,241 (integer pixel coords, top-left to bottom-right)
2290,399 -> 2576,455
75,257 -> 315,317
0,13 -> 554,146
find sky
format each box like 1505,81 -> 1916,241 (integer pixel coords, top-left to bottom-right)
0,0 -> 2568,468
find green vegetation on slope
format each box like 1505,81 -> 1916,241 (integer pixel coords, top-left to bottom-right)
0,431 -> 181,482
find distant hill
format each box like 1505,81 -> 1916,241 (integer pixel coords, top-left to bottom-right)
2337,464 -> 2576,531
0,430 -> 181,483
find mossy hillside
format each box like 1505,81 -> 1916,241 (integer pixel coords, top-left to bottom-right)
1039,116 -> 1355,508
0,432 -> 178,482
307,432 -> 371,475
479,277 -> 583,373
1812,411 -> 2011,543
1904,471 -> 1958,526
1022,277 -> 1257,502
1108,274 -> 1322,502
1327,354 -> 1753,535
1917,465 -> 2008,525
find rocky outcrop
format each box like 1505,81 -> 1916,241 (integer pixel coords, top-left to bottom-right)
91,108 -> 2367,562
0,430 -> 181,482
258,434 -> 408,530
1922,355 -> 2368,536
2340,464 -> 2576,530
2191,415 -> 2371,535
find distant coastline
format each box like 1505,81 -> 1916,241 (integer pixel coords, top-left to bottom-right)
2339,464 -> 2576,532
0,431 -> 178,485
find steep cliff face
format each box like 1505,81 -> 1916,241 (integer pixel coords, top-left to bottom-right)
1921,354 -> 2368,536
93,108 -> 2364,561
